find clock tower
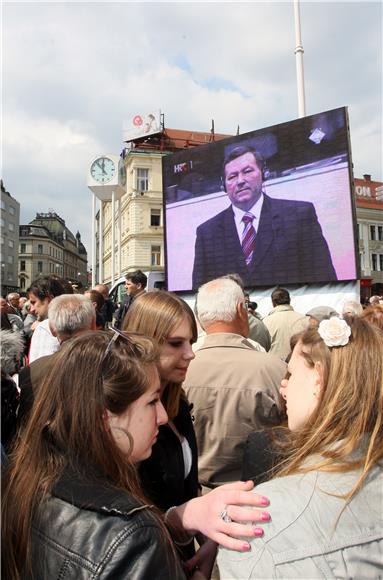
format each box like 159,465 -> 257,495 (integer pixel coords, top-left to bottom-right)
87,155 -> 126,286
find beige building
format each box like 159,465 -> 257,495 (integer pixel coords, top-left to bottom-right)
19,225 -> 64,292
99,150 -> 165,283
19,212 -> 88,292
97,128 -> 231,285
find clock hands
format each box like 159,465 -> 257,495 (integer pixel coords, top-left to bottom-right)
91,157 -> 115,183
95,159 -> 107,175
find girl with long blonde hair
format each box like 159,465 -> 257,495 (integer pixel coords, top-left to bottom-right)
219,316 -> 383,578
122,291 -> 199,513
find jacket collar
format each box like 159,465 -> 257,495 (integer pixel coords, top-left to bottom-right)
52,464 -> 152,518
198,332 -> 255,351
268,304 -> 294,315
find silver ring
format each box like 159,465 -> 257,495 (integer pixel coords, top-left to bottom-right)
219,506 -> 232,523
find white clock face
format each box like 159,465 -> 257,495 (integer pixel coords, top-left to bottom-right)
90,157 -> 116,184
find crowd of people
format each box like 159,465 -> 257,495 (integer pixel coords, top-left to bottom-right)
1,271 -> 382,579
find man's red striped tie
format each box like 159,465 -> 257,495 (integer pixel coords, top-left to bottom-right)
242,213 -> 256,266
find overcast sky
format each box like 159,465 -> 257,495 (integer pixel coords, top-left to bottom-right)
3,0 -> 382,255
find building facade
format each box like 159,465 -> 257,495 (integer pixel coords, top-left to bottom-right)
18,225 -> 64,292
19,212 -> 88,292
99,150 -> 166,283
96,127 -> 231,284
355,174 -> 383,301
1,181 -> 20,296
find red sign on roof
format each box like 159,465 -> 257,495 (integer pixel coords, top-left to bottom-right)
354,177 -> 383,209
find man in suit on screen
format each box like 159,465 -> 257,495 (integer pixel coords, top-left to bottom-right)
192,145 -> 337,289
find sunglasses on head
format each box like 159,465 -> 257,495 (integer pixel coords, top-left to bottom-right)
103,327 -> 146,360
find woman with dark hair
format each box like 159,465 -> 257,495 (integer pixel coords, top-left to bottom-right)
84,288 -> 106,329
2,330 -> 270,579
0,311 -> 12,330
219,317 -> 383,578
1,330 -> 24,452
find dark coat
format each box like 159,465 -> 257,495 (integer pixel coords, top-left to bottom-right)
139,397 -> 199,512
192,194 -> 337,289
114,295 -> 133,329
28,466 -> 186,579
102,298 -> 115,324
1,372 -> 19,451
18,352 -> 57,427
241,429 -> 284,486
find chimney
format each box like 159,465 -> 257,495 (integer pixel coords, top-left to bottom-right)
363,174 -> 371,182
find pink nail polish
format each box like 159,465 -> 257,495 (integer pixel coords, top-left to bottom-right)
254,527 -> 264,537
261,512 -> 270,521
242,542 -> 251,551
258,496 -> 269,506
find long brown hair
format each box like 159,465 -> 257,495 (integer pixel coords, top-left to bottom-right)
275,317 -> 383,500
2,331 -> 164,579
122,291 -> 197,419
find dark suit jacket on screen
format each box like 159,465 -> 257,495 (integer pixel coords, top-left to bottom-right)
192,194 -> 337,289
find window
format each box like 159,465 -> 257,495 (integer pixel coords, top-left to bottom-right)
151,245 -> 161,266
20,278 -> 26,289
0,236 -> 4,245
37,261 -> 43,273
1,200 -> 5,210
20,243 -> 26,253
150,209 -> 161,227
372,254 -> 377,271
7,255 -> 13,264
8,206 -> 15,216
370,225 -> 376,240
380,255 -> 383,271
378,226 -> 383,241
136,168 -> 149,192
20,260 -> 26,271
8,239 -> 14,248
0,217 -> 4,227
8,222 -> 14,232
38,244 -> 43,254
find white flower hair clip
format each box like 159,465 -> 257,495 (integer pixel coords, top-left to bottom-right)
318,316 -> 351,347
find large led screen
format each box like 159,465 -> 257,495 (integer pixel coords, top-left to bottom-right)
163,107 -> 358,292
